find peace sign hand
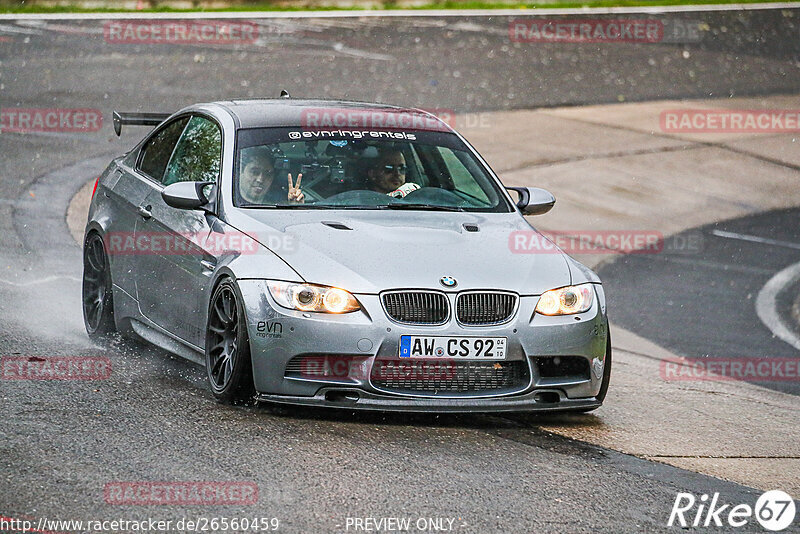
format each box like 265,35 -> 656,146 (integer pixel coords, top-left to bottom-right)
287,173 -> 304,203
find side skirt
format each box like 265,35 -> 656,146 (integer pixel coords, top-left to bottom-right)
128,318 -> 205,366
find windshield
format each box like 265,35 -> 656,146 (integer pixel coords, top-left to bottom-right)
234,127 -> 512,212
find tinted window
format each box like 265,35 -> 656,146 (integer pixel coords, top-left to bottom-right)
137,117 -> 189,181
163,116 -> 222,186
234,128 -> 511,212
440,147 -> 490,204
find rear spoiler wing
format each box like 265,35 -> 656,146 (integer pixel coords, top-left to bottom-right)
113,111 -> 171,136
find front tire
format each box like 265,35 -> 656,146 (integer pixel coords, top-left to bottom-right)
82,232 -> 117,340
205,279 -> 255,403
567,330 -> 612,414
595,332 -> 612,404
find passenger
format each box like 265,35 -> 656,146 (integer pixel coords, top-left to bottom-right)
366,149 -> 420,198
239,147 -> 304,204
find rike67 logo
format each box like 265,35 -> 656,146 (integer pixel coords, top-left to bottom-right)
668,490 -> 796,531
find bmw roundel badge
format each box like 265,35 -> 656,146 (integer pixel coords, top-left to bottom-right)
440,276 -> 457,288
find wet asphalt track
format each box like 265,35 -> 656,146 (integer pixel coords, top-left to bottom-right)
599,207 -> 800,397
1,8 -> 799,532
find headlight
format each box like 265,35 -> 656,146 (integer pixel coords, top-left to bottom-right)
267,281 -> 361,314
535,284 -> 595,316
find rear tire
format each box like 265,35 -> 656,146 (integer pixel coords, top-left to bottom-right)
205,279 -> 255,403
82,232 -> 117,340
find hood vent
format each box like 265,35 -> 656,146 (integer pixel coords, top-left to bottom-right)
463,223 -> 480,233
322,221 -> 352,231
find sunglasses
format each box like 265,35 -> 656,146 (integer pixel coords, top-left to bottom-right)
381,164 -> 407,174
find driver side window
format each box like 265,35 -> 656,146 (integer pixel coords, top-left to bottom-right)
137,117 -> 190,182
162,116 -> 222,186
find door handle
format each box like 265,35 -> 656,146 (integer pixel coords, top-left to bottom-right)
137,205 -> 152,219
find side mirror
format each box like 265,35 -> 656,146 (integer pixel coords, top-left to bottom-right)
162,181 -> 212,210
507,187 -> 555,216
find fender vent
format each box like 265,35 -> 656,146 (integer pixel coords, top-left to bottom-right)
463,223 -> 479,232
322,221 -> 352,231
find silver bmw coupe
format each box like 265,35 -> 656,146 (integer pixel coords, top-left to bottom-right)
82,97 -> 611,412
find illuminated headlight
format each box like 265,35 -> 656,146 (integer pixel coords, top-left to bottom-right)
267,281 -> 360,314
535,284 -> 595,316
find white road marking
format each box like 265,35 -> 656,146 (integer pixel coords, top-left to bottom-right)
0,275 -> 81,287
16,19 -> 105,34
0,22 -> 44,34
331,42 -> 394,61
755,261 -> 800,352
1,3 -> 799,20
656,254 -> 776,275
711,229 -> 800,251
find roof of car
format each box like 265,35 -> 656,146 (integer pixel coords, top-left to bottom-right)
212,98 -> 452,132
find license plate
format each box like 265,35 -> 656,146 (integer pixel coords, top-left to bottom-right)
399,336 -> 506,360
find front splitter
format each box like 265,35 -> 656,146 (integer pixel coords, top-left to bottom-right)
256,387 -> 601,413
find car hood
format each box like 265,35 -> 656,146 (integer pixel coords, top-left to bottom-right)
226,209 -> 572,295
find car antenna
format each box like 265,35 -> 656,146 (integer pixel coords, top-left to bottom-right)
280,90 -> 291,99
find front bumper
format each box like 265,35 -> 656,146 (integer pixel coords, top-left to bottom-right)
238,280 -> 609,412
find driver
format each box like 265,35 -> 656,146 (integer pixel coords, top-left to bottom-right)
366,148 -> 420,198
239,147 -> 304,204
